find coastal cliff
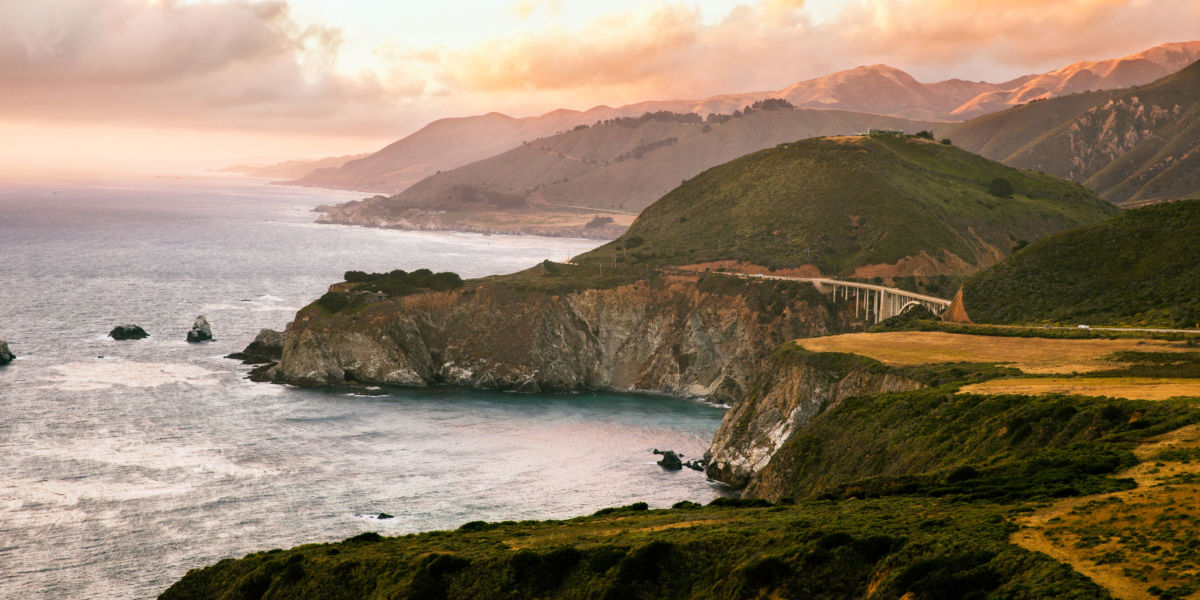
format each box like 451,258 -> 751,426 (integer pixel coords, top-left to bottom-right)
705,349 -> 923,488
267,273 -> 852,406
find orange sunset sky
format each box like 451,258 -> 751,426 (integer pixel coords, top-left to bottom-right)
1,0 -> 1196,177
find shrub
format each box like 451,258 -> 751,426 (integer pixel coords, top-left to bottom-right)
988,177 -> 1014,198
316,292 -> 350,313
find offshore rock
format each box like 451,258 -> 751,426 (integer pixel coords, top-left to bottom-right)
267,276 -> 850,404
109,324 -> 149,340
0,339 -> 13,365
655,450 -> 683,470
705,350 -> 923,489
226,329 -> 284,364
186,316 -> 213,343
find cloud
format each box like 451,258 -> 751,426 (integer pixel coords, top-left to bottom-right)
438,4 -> 703,92
510,0 -> 564,20
416,0 -> 1199,110
0,0 -> 1194,162
0,0 -> 418,135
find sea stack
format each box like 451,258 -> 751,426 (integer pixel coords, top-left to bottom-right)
0,339 -> 13,365
109,324 -> 150,340
186,316 -> 213,343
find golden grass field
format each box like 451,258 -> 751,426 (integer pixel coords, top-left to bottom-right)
796,331 -> 1194,375
960,377 -> 1200,401
1014,424 -> 1200,600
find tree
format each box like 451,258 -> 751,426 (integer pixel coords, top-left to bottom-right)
988,177 -> 1014,198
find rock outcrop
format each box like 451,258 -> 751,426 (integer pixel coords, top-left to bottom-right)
705,349 -> 923,489
654,450 -> 683,470
186,316 -> 213,343
266,275 -> 852,405
0,339 -> 13,365
109,324 -> 149,340
226,329 -> 284,364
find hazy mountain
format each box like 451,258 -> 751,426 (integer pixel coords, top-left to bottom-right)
951,58 -> 1200,205
290,41 -> 1199,196
316,106 -> 946,236
221,154 -> 368,180
951,41 -> 1200,117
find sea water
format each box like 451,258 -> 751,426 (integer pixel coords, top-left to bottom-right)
0,177 -> 727,599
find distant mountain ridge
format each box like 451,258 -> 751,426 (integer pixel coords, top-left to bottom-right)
951,57 -> 1200,205
221,154 -> 368,180
326,107 -> 941,217
288,41 -> 1200,195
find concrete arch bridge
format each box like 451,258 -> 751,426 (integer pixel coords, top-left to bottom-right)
736,274 -> 952,324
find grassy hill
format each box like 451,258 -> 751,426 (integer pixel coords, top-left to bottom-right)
573,134 -> 1117,278
961,199 -> 1200,328
951,60 -> 1200,205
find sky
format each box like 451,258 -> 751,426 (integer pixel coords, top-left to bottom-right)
0,0 -> 1196,176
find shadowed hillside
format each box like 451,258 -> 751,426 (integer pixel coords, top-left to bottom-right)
961,199 -> 1200,328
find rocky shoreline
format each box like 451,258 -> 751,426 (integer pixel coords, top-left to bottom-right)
242,273 -> 929,490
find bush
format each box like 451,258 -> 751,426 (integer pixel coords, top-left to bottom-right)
316,292 -> 350,313
988,177 -> 1014,198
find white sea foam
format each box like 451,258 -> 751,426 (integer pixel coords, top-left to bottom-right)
36,360 -> 219,391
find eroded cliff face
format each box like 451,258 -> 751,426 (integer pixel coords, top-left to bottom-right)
269,277 -> 849,405
705,351 -> 923,489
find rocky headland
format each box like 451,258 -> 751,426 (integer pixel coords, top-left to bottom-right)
262,273 -> 854,406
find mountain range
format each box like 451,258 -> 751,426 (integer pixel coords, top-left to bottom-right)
315,107 -> 945,237
951,57 -> 1200,206
286,41 -> 1200,196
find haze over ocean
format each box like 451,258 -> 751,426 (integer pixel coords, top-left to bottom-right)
0,177 -> 725,599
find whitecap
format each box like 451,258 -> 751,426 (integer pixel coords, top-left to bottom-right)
36,360 -> 219,391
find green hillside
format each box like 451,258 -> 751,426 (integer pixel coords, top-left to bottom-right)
952,60 -> 1200,205
961,199 -> 1200,327
576,134 -> 1117,277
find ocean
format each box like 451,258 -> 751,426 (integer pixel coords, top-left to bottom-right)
0,177 -> 727,599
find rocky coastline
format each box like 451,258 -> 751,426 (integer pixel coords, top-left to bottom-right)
250,273 -> 929,489
313,198 -> 628,240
